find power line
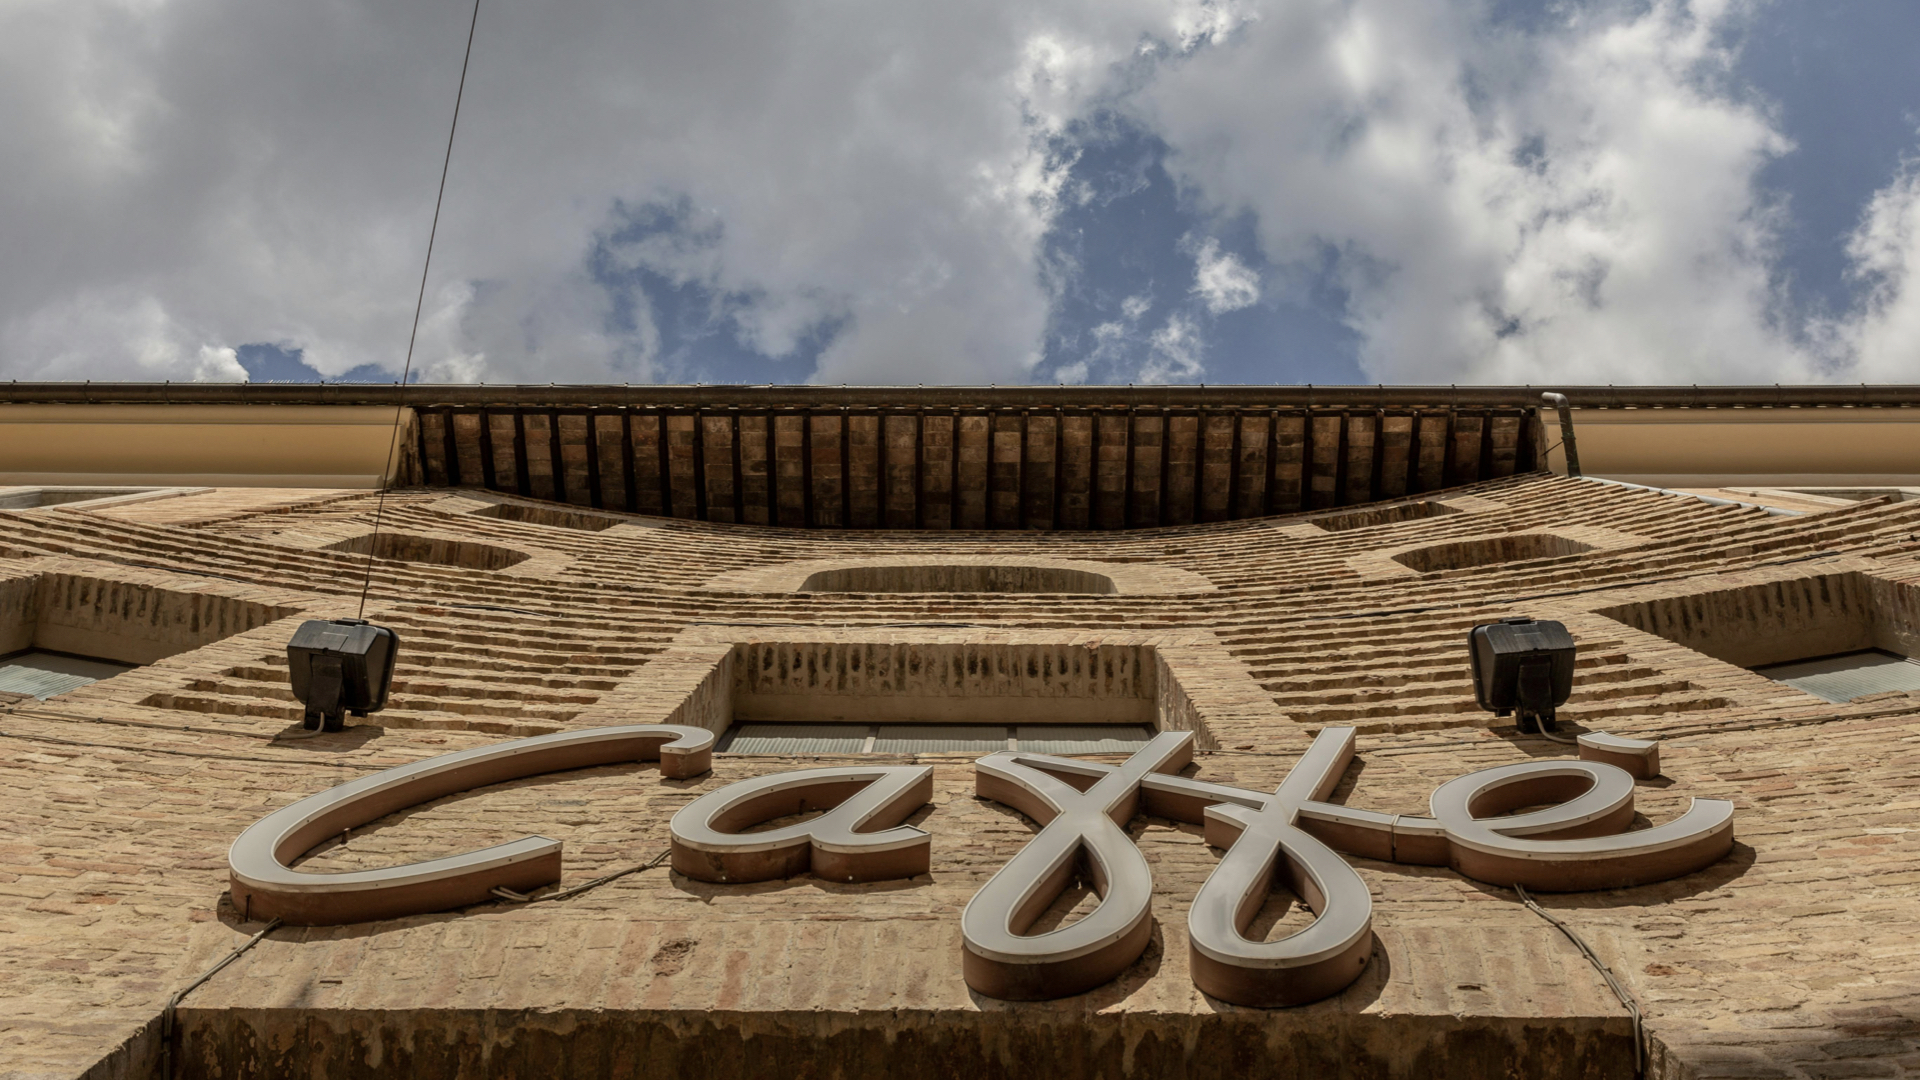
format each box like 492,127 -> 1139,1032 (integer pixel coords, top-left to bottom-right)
358,0 -> 484,617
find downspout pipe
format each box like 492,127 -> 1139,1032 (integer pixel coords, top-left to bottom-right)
1535,388 -> 1797,515
1540,392 -> 1582,478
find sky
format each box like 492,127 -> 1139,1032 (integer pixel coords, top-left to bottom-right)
2,0 -> 1918,387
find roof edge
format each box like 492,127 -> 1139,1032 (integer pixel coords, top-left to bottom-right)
1,382 -> 1918,409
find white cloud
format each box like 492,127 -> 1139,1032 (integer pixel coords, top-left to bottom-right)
1190,237 -> 1261,314
1141,313 -> 1205,382
1132,0 -> 1838,383
4,0 -> 1918,386
1169,0 -> 1257,52
1836,157 -> 1920,380
1051,359 -> 1090,384
3,290 -> 240,381
193,346 -> 246,382
0,0 -> 1190,384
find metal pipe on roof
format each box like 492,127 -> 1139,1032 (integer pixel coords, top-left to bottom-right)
1540,392 -> 1582,478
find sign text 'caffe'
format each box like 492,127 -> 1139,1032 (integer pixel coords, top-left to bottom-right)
227,724 -> 1734,1008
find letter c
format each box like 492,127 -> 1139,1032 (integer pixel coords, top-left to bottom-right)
228,724 -> 715,925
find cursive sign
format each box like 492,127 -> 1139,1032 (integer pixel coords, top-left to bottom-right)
961,732 -> 1193,999
960,727 -> 1734,1005
225,723 -> 1733,1008
227,724 -> 713,925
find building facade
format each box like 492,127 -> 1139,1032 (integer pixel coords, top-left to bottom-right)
3,385 -> 1920,1080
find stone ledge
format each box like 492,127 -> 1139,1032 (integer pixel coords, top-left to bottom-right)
171,1006 -> 1632,1079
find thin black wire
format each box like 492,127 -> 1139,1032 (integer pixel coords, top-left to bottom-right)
357,0 -> 484,618
1514,884 -> 1644,1077
160,918 -> 282,1080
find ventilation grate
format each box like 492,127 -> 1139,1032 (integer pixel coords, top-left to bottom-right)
717,723 -> 870,755
1753,649 -> 1920,703
0,651 -> 135,700
717,722 -> 1155,756
873,725 -> 1010,754
1014,725 -> 1161,754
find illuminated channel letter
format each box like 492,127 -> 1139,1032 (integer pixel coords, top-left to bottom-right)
1139,727 -> 1374,1007
1424,759 -> 1734,890
961,731 -> 1194,1000
1133,725 -> 1735,1006
228,724 -> 715,925
1147,727 -> 1731,899
669,766 -> 934,884
1576,731 -> 1660,780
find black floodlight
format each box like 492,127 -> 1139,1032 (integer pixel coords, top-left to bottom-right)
1468,617 -> 1575,734
287,619 -> 399,732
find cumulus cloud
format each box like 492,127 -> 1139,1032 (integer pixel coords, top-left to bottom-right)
1190,237 -> 1261,314
0,0 -> 1192,384
4,290 -> 245,381
1051,359 -> 1091,384
2,0 -> 1917,385
1142,313 -> 1206,382
1837,157 -> 1920,380
1133,0 -> 1843,383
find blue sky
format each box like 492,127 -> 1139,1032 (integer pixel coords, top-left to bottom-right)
7,0 -> 1920,387
1738,3 -> 1920,327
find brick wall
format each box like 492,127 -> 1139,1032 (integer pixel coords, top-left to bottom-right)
3,473 -> 1920,1080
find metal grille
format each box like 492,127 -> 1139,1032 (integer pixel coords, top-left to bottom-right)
873,725 -> 1010,754
716,723 -> 869,755
0,651 -> 135,700
1014,725 -> 1158,755
1753,650 -> 1920,703
717,722 -> 1156,756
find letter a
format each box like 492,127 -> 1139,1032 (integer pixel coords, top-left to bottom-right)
670,766 -> 934,883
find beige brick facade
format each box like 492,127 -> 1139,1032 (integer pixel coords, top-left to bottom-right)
3,471 -> 1920,1079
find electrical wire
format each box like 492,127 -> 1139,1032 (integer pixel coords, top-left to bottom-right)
489,848 -> 672,904
159,918 -> 282,1080
357,0 -> 484,618
1514,884 -> 1644,1078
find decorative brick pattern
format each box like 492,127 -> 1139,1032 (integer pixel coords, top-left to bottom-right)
1,472 -> 1919,1078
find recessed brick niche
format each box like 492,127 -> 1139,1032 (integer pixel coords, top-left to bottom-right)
468,500 -> 622,532
619,629 -> 1305,751
0,569 -> 298,666
729,639 -> 1155,724
1306,499 -> 1461,533
701,557 -> 1215,594
1595,571 -> 1920,670
1392,532 -> 1594,574
799,564 -> 1118,594
325,531 -> 531,571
